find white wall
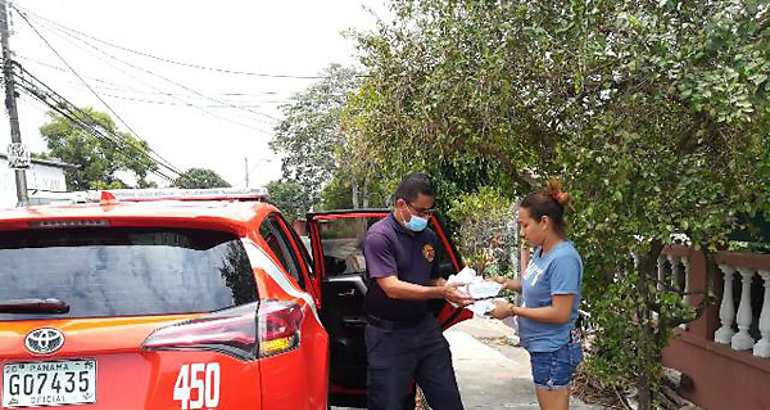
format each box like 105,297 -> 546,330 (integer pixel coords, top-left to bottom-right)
0,159 -> 68,209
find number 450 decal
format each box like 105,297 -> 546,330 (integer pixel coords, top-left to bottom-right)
173,363 -> 221,409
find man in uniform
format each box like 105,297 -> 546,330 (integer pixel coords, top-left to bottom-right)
363,172 -> 472,410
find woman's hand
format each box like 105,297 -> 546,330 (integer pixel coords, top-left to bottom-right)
492,276 -> 522,292
488,299 -> 515,320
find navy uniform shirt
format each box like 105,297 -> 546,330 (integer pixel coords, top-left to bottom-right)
363,213 -> 441,321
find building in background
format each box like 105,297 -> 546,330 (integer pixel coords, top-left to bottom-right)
0,154 -> 71,208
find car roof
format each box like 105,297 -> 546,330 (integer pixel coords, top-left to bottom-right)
0,200 -> 278,234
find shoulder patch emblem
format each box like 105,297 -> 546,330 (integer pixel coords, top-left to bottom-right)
422,243 -> 435,263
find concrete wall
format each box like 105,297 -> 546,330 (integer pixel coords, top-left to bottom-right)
0,158 -> 67,209
664,332 -> 770,410
661,247 -> 770,410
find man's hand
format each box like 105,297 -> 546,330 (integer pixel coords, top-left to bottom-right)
442,282 -> 474,306
488,299 -> 515,320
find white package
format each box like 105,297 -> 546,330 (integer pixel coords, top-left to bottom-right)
446,267 -> 503,316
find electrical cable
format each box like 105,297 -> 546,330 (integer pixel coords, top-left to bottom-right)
12,26 -> 276,137
14,55 -> 148,92
19,9 -> 280,123
13,3 -> 340,80
13,66 -> 177,181
15,14 -> 279,133
15,79 -> 175,182
65,91 -> 284,109
19,89 -> 175,182
14,57 -> 301,99
13,8 -> 183,176
16,82 -> 175,182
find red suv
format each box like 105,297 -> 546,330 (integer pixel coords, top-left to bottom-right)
0,189 -> 327,409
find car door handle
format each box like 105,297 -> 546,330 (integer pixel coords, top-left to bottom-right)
343,317 -> 367,327
337,289 -> 357,298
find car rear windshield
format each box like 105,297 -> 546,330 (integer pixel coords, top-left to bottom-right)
0,227 -> 258,321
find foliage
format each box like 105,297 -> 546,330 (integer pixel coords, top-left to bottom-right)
171,168 -> 231,189
317,174 -> 390,211
318,175 -> 355,210
446,186 -> 516,276
270,64 -> 366,208
39,109 -> 158,190
345,1 -> 770,408
265,180 -> 314,223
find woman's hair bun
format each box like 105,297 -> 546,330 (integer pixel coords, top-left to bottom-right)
546,178 -> 571,209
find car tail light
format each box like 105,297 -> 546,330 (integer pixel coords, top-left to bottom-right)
142,305 -> 258,361
257,300 -> 303,358
140,300 -> 303,360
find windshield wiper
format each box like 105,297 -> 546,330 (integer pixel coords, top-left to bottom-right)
0,298 -> 70,314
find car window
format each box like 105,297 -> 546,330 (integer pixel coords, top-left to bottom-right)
314,214 -> 460,278
285,220 -> 314,279
0,227 -> 257,321
316,216 -> 381,277
428,217 -> 460,275
259,215 -> 305,288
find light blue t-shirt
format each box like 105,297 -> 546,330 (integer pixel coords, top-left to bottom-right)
519,241 -> 583,352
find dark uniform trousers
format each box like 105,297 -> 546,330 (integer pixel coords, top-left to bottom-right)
365,315 -> 464,410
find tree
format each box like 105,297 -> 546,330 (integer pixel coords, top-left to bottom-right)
270,64 -> 381,209
344,1 -> 769,408
265,180 -> 314,222
39,109 -> 158,190
172,168 -> 231,189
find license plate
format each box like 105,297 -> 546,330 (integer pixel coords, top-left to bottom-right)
2,360 -> 96,408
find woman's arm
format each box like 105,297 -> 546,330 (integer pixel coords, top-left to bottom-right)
488,294 -> 575,324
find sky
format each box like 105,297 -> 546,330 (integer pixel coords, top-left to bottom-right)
1,0 -> 388,189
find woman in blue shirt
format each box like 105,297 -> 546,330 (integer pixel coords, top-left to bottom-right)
489,180 -> 583,410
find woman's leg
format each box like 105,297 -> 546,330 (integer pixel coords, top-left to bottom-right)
535,387 -> 570,410
530,343 -> 582,410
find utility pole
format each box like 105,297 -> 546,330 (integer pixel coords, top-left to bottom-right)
0,0 -> 28,206
244,157 -> 249,188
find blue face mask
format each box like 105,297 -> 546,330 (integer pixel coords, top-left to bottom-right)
403,209 -> 428,232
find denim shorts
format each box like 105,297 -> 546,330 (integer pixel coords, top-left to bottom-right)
529,343 -> 583,390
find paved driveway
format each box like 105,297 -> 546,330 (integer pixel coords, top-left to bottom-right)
446,318 -> 600,409
335,317 -> 602,409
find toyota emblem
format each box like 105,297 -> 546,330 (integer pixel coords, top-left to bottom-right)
24,328 -> 65,355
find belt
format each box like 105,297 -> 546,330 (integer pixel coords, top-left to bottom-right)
366,314 -> 427,330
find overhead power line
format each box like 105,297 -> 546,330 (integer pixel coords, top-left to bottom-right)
14,70 -> 175,181
15,55 -> 299,98
14,3 -> 338,80
17,87 -> 175,182
11,18 -> 276,136
14,64 -> 179,181
17,9 -> 280,124
67,92 -> 286,109
14,55 -> 143,91
13,8 -> 183,176
15,78 -> 175,181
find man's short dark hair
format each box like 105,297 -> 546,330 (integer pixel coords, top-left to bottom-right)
394,173 -> 435,203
